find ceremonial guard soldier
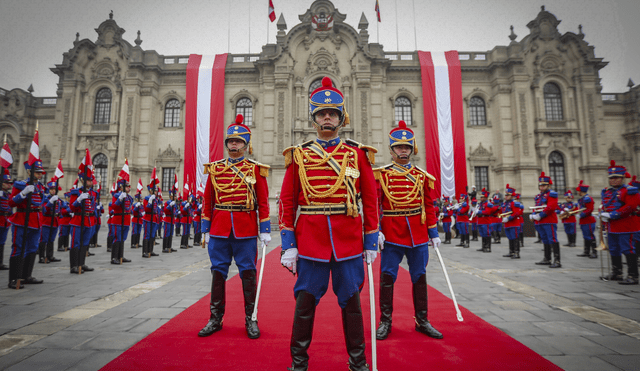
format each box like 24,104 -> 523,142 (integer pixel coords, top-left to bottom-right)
470,198 -> 479,241
89,184 -> 103,250
162,189 -> 178,253
68,165 -> 96,274
0,169 -> 13,270
38,180 -> 62,263
599,161 -> 639,284
131,193 -> 143,248
374,120 -> 443,342
279,78 -> 378,371
530,172 -> 561,268
8,161 -> 46,288
198,114 -> 271,340
557,190 -> 578,247
142,180 -> 159,258
500,185 -> 523,259
576,181 -> 597,258
106,198 -> 115,252
454,194 -> 470,248
439,197 -> 453,244
57,195 -> 71,252
514,193 -> 525,247
111,177 -> 133,264
192,195 -> 203,246
490,194 -> 502,244
179,195 -> 193,249
477,188 -> 498,253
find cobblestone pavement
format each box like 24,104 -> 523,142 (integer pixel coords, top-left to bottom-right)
0,229 -> 639,370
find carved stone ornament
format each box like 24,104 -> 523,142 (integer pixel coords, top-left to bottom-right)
40,145 -> 52,169
535,53 -> 565,76
306,47 -> 340,75
469,142 -> 493,158
526,6 -> 561,42
157,144 -> 181,160
608,142 -> 626,162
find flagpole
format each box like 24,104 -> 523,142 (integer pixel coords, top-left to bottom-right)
395,0 -> 399,52
227,0 -> 231,53
248,1 -> 251,54
412,0 -> 418,51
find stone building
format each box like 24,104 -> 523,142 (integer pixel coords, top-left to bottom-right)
0,1 -> 637,206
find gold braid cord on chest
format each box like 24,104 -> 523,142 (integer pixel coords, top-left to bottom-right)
379,166 -> 427,224
293,143 -> 360,217
207,161 -> 256,210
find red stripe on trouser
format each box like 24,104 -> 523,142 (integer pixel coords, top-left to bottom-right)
551,227 -> 557,243
71,227 -> 78,250
10,225 -> 17,257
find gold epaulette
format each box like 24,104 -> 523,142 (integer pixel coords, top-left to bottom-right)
247,159 -> 271,178
202,159 -> 225,175
373,164 -> 394,181
345,139 -> 378,165
283,140 -> 313,168
415,165 -> 436,189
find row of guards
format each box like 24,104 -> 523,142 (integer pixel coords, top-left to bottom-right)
1,122 -> 206,290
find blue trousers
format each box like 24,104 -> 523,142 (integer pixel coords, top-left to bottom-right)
69,225 -> 92,250
193,221 -> 201,234
562,222 -> 576,235
59,225 -> 70,237
471,223 -> 477,231
143,221 -> 156,240
10,225 -> 40,257
580,223 -> 596,241
479,224 -> 491,238
0,226 -> 8,246
108,224 -> 116,238
113,225 -> 130,243
457,222 -> 469,235
294,256 -> 364,308
492,223 -> 502,233
538,224 -> 558,244
163,222 -> 174,237
182,223 -> 191,235
381,242 -> 428,284
505,226 -> 520,240
132,222 -> 142,235
608,233 -> 638,257
40,225 -> 59,243
442,222 -> 451,233
208,235 -> 257,279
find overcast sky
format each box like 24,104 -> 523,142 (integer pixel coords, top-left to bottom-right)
1,0 -> 638,96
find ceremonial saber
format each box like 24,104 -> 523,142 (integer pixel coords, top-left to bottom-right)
251,240 -> 268,322
366,261 -> 378,371
433,245 -> 464,322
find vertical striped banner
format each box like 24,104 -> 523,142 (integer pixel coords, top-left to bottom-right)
185,54 -> 227,190
418,50 -> 467,199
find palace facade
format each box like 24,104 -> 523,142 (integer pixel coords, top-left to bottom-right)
1,0 -> 638,206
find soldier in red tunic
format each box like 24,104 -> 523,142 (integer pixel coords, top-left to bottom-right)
374,120 -> 443,341
530,172 -> 561,268
0,169 -> 14,270
198,114 -> 271,340
576,181 -> 597,258
279,77 -> 378,371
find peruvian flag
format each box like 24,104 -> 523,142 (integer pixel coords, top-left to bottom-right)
78,148 -> 93,178
1,141 -> 13,169
28,130 -> 40,166
375,0 -> 381,22
418,51 -> 467,198
137,178 -> 144,194
197,181 -> 205,198
183,175 -> 190,200
174,173 -> 179,194
185,54 -> 228,194
268,0 -> 276,22
53,159 -> 64,180
149,167 -> 160,190
110,182 -> 116,193
118,159 -> 130,182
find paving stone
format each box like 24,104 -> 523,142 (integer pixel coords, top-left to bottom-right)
134,307 -> 184,319
74,332 -> 147,350
525,309 -> 582,321
5,349 -> 95,371
514,336 -> 564,356
544,355 -> 623,371
0,347 -> 44,370
495,322 -> 551,337
607,309 -> 640,322
532,321 -> 601,336
598,354 -> 640,371
65,317 -> 110,332
488,308 -> 545,322
78,317 -> 148,333
25,331 -> 98,350
589,292 -> 635,300
534,335 -> 614,356
577,321 -> 624,337
134,298 -> 182,308
172,299 -> 200,308
128,318 -> 170,334
585,335 -> 640,355
65,350 -> 124,371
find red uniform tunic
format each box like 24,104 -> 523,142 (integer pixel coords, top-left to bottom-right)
202,158 -> 270,239
142,196 -> 158,223
9,180 -> 46,229
163,201 -> 177,223
534,190 -> 559,225
111,192 -> 132,226
58,202 -> 71,226
557,201 -> 577,224
41,194 -> 60,228
601,185 -> 640,234
374,162 -> 438,247
578,194 -> 596,225
68,188 -> 96,227
0,191 -> 12,228
180,202 -> 192,224
501,200 -> 523,228
440,206 -> 453,223
456,203 -> 470,223
279,139 -> 378,261
477,200 -> 498,225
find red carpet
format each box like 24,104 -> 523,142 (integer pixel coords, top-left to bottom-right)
102,250 -> 561,370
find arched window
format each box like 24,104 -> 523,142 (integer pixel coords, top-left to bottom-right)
548,151 -> 566,193
93,153 -> 109,197
544,83 -> 563,121
235,98 -> 253,126
308,79 -> 324,97
164,99 -> 181,127
469,96 -> 487,126
394,97 -> 412,125
94,88 -> 112,125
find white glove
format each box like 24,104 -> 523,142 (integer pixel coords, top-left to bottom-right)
439,212 -> 444,217
49,195 -> 59,204
564,208 -> 570,212
77,193 -> 89,202
281,248 -> 298,274
204,233 -> 210,244
20,185 -> 35,197
531,214 -> 541,221
134,202 -> 140,207
142,211 -> 146,216
502,217 -> 509,223
98,202 -> 103,208
0,191 -> 3,197
259,233 -> 271,246
198,204 -> 202,210
118,192 -> 126,200
378,232 -> 386,250
170,201 -> 175,206
600,212 -> 611,221
430,237 -> 442,249
149,195 -> 156,202
365,250 -> 377,264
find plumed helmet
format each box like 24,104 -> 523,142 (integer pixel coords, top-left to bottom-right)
389,120 -> 418,154
309,77 -> 349,125
538,171 -> 552,185
225,114 -> 252,154
608,160 -> 629,178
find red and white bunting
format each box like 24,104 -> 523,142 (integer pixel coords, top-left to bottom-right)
174,173 -> 179,193
0,142 -> 13,169
149,167 -> 159,189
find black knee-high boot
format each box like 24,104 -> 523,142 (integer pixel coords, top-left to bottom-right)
0,245 -> 7,270
22,253 -> 43,284
341,294 -> 368,371
536,244 -> 551,265
288,291 -> 316,371
199,270 -> 226,337
413,274 -> 443,339
619,254 -> 639,285
376,273 -> 394,340
241,270 -> 260,339
46,242 -> 60,262
549,243 -> 562,268
38,242 -> 46,263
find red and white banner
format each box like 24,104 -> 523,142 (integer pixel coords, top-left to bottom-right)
78,148 -> 93,178
118,159 -> 130,182
149,167 -> 160,190
137,178 -> 144,194
28,130 -> 39,165
418,51 -> 467,199
185,54 -> 228,192
268,0 -> 276,22
0,142 -> 13,169
53,159 -> 64,180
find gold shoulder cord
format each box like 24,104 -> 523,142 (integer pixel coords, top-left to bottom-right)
206,160 -> 255,209
379,165 -> 427,223
293,142 -> 359,216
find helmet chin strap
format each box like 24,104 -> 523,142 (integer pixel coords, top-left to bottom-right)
390,146 -> 413,160
225,141 -> 248,153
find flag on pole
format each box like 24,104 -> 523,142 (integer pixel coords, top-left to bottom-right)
110,182 -> 117,193
78,148 -> 93,178
118,159 -> 130,182
28,130 -> 39,166
375,0 -> 381,22
149,167 -> 160,190
53,159 -> 64,180
1,142 -> 13,169
183,175 -> 190,199
185,54 -> 228,194
137,178 -> 144,194
268,0 -> 276,22
174,173 -> 179,194
418,51 -> 467,199
197,181 -> 205,198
